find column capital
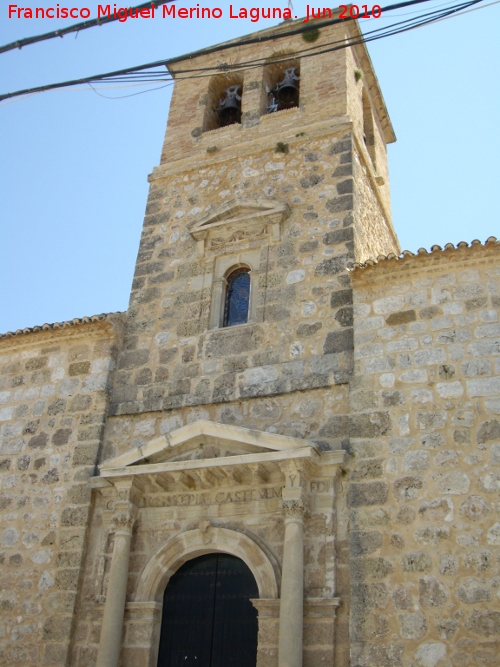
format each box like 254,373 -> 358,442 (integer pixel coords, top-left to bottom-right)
108,478 -> 141,534
281,498 -> 307,520
111,510 -> 136,535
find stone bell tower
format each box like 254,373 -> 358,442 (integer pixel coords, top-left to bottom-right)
76,15 -> 399,667
109,15 -> 398,420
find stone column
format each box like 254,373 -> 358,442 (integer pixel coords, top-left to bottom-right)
96,480 -> 138,667
278,461 -> 307,667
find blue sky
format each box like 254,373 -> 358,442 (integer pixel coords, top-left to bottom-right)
1,1 -> 499,333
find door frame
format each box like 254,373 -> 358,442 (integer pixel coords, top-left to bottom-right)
126,526 -> 280,667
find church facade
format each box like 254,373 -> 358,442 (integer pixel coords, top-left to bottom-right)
1,17 -> 499,667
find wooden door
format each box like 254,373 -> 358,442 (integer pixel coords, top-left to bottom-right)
157,553 -> 258,667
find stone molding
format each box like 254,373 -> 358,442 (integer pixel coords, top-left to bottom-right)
304,597 -> 341,618
251,597 -> 341,618
209,249 -> 261,327
124,601 -> 163,620
350,237 -> 500,278
0,317 -> 123,351
100,419 -> 322,471
149,117 -> 353,180
135,525 -> 280,602
251,598 -> 280,617
99,445 -> 320,489
187,198 -> 290,256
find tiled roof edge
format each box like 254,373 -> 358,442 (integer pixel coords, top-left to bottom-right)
0,312 -> 125,340
349,237 -> 499,271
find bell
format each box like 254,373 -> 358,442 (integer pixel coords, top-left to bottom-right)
273,67 -> 300,110
216,85 -> 242,127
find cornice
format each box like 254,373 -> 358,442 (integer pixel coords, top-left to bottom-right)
148,116 -> 353,181
349,237 -> 500,281
0,312 -> 125,349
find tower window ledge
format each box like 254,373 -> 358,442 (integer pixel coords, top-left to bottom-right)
201,123 -> 242,138
210,319 -> 257,332
260,107 -> 302,122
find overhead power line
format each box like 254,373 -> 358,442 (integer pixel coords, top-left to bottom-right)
0,0 -> 486,103
1,0 -> 432,57
0,0 -> 173,55
83,0 -> 481,82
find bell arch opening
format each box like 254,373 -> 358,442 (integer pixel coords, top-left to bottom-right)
262,58 -> 300,115
204,73 -> 244,132
156,553 -> 258,666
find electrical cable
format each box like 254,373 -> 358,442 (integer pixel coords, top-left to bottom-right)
162,0 -> 485,80
0,0 -> 488,102
1,0 -> 437,58
97,0 -> 490,77
94,0 -> 474,85
87,80 -> 175,99
98,0 -> 482,80
156,0 -> 486,75
0,0 -> 174,55
406,0 -> 499,21
0,80 -> 177,106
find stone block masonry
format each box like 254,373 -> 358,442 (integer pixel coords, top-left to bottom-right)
350,242 -> 500,667
2,16 -> 498,667
111,125 -> 397,420
0,315 -> 124,665
108,17 -> 398,422
112,132 -> 357,416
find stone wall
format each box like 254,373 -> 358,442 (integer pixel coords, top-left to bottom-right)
112,129 -> 361,418
0,316 -> 123,665
348,241 -> 500,667
160,21 -> 350,165
344,40 -> 392,222
110,16 -> 397,422
86,18 -> 398,667
2,19 -> 499,666
110,125 -> 398,420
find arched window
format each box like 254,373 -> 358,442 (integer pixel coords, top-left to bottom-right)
224,268 -> 250,327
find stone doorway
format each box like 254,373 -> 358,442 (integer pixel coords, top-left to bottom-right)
90,420 -> 344,667
157,553 -> 258,667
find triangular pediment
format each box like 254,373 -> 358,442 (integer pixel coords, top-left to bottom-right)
100,420 -> 309,471
187,199 -> 290,254
187,199 -> 290,235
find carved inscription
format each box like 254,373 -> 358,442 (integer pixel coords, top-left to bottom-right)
310,480 -> 333,493
143,485 -> 283,508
